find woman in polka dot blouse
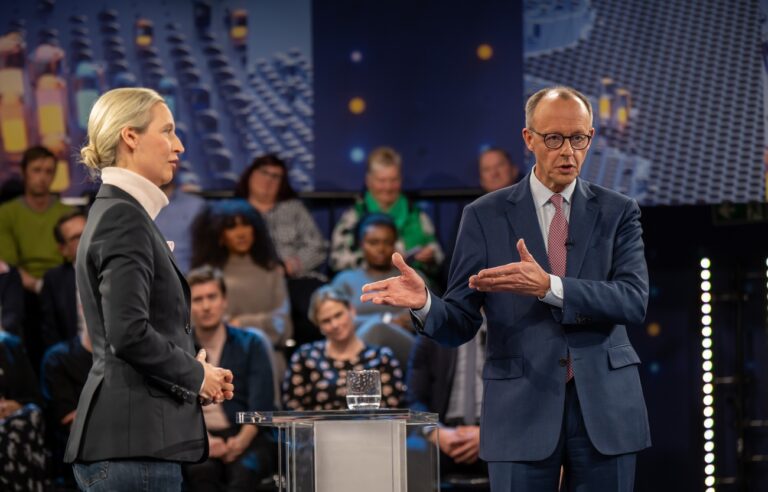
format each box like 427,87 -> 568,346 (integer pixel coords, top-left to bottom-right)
282,285 -> 405,410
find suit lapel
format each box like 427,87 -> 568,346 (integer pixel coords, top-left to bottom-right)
98,185 -> 191,308
565,179 -> 598,278
505,177 -> 550,270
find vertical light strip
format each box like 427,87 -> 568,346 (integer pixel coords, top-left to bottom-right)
700,257 -> 715,491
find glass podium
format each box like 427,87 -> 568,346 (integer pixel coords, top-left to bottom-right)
237,409 -> 439,492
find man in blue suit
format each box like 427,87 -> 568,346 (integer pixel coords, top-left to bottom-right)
362,86 -> 650,491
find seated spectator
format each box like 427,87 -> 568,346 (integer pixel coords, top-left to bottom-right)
39,210 -> 85,349
234,154 -> 328,349
183,265 -> 276,491
234,154 -> 327,277
406,325 -> 488,484
0,261 -> 24,334
283,285 -> 405,411
478,147 -> 520,193
330,146 -> 443,279
40,315 -> 92,490
0,145 -> 72,293
0,331 -> 46,491
331,213 -> 414,330
191,200 -> 292,348
156,173 -> 206,274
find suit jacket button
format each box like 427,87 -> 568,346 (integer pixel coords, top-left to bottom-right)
558,358 -> 568,367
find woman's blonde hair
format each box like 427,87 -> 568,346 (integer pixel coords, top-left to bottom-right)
80,87 -> 165,171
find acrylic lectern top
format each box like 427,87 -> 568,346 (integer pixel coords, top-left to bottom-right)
236,408 -> 438,426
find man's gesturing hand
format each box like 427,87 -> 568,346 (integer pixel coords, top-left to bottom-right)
361,252 -> 427,309
197,349 -> 235,405
469,239 -> 551,297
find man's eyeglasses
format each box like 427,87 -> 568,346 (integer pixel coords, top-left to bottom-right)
528,129 -> 591,150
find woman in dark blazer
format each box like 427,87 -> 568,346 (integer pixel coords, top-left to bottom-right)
64,87 -> 234,491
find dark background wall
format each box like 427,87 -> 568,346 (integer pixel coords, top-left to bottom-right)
313,0 -> 525,191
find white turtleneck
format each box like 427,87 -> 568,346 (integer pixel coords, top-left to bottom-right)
100,167 -> 169,220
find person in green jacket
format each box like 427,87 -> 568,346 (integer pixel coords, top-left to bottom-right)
330,146 -> 444,280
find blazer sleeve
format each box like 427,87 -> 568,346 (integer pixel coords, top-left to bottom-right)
561,198 -> 649,326
421,205 -> 486,346
93,203 -> 203,393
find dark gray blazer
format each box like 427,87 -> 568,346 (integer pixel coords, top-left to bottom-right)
65,184 -> 206,463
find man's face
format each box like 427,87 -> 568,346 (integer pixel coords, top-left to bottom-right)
479,151 -> 518,193
522,96 -> 594,193
58,215 -> 85,262
191,281 -> 227,332
361,224 -> 396,271
23,157 -> 56,197
365,165 -> 401,210
128,103 -> 184,187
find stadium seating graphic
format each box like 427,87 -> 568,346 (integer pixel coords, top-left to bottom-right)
524,0 -> 763,205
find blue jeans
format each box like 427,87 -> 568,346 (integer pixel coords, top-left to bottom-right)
73,460 -> 182,492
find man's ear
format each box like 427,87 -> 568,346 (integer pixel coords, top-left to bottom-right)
120,126 -> 139,151
522,128 -> 534,152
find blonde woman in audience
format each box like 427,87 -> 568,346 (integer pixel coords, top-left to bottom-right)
282,285 -> 405,411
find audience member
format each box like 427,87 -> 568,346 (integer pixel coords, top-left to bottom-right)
0,146 -> 72,293
235,154 -> 328,349
0,331 -> 46,491
330,146 -> 443,277
191,200 -> 292,347
183,265 -> 276,491
156,174 -> 206,273
331,213 -> 413,330
407,327 -> 489,484
478,147 -> 520,193
282,285 -> 405,410
39,210 -> 85,349
235,154 -> 327,277
0,261 -> 24,334
40,317 -> 92,489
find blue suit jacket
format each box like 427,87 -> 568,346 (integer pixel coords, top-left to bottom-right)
422,175 -> 651,462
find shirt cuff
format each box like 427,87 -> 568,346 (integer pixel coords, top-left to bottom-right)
410,288 -> 432,323
539,274 -> 564,308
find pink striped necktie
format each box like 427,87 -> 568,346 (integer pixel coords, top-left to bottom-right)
547,193 -> 573,382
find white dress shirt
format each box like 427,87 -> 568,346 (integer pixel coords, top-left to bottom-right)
414,169 -> 576,320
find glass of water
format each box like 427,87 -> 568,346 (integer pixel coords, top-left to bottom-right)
346,369 -> 381,410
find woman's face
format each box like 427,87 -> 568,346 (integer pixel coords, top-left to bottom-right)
365,164 -> 401,210
126,102 -> 184,186
248,164 -> 284,204
361,224 -> 396,270
316,300 -> 356,344
221,216 -> 254,255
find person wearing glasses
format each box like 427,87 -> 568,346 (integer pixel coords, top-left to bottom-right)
362,86 -> 650,492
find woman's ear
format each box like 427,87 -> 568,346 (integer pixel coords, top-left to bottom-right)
120,126 -> 139,151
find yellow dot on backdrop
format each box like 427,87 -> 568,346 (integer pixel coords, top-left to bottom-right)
349,97 -> 366,114
647,322 -> 661,337
477,44 -> 493,60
